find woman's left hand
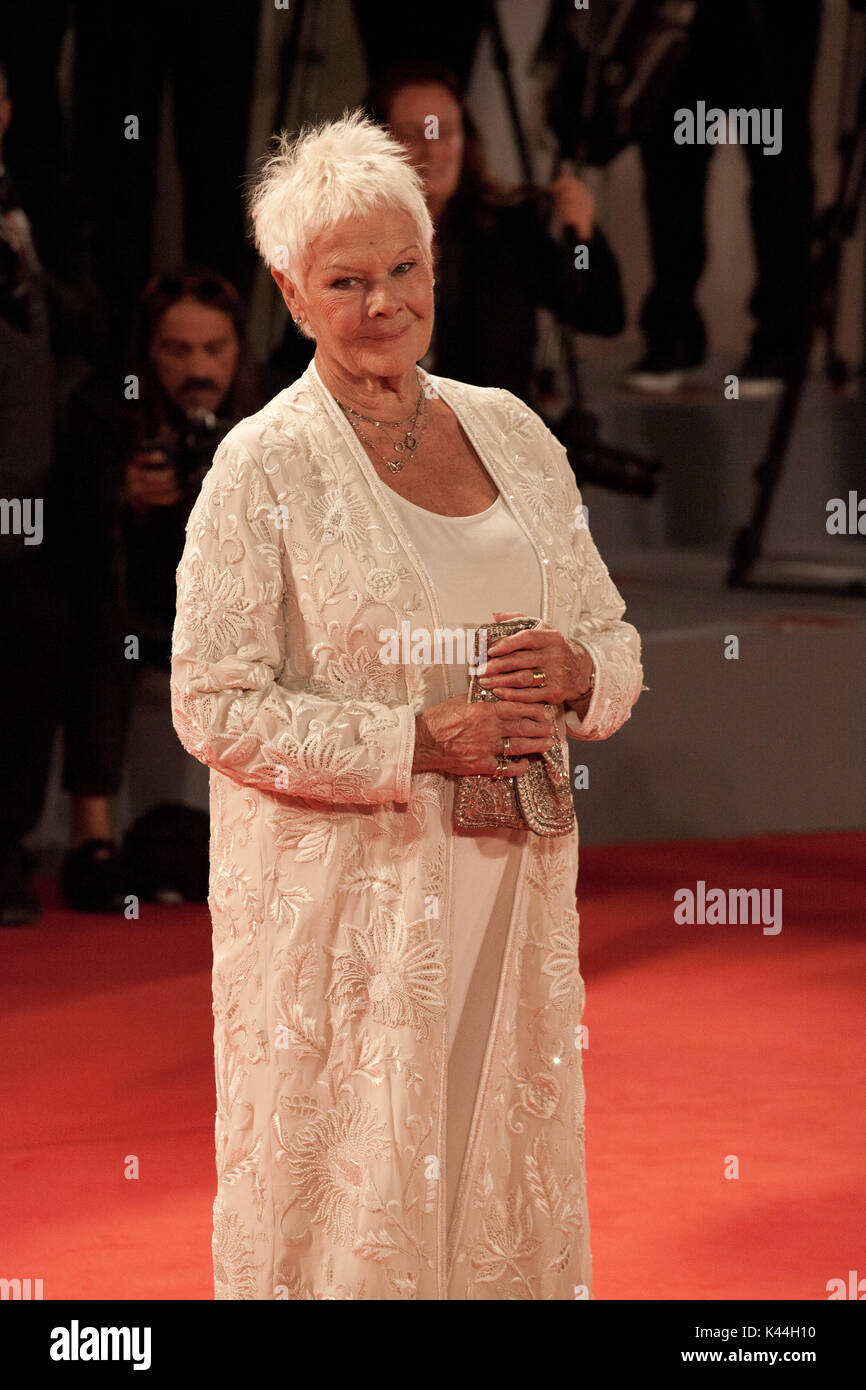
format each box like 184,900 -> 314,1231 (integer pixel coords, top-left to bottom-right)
477,612 -> 594,706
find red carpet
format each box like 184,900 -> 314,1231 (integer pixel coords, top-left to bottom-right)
1,830 -> 863,1300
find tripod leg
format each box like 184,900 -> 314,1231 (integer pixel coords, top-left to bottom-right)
728,265 -> 818,587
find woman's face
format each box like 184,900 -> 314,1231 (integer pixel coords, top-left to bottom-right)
387,82 -> 465,214
272,205 -> 434,382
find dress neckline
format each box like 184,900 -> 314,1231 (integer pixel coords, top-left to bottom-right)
387,489 -> 502,522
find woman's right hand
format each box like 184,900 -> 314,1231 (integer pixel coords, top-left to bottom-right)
412,696 -> 556,777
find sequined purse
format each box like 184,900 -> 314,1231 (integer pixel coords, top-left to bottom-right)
452,617 -> 575,837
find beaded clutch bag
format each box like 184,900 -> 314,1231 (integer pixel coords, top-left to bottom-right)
452,617 -> 575,837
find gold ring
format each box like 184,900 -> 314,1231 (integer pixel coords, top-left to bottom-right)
502,736 -> 511,755
531,669 -> 547,688
493,754 -> 509,780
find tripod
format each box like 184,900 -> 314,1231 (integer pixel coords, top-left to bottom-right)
728,0 -> 866,596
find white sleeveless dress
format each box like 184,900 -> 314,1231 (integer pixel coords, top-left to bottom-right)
387,488 -> 544,1230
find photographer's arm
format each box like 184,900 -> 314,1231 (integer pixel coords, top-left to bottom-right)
525,199 -> 626,338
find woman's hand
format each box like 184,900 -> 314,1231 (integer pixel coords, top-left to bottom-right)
475,611 -> 594,707
549,172 -> 596,243
413,695 -> 556,777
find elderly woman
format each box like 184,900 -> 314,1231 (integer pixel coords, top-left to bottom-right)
171,110 -> 643,1301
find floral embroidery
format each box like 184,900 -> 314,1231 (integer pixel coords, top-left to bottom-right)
308,487 -> 371,550
364,565 -> 402,602
516,466 -> 559,521
516,1071 -> 561,1120
213,1197 -> 259,1300
310,645 -> 400,702
278,1096 -> 392,1245
176,558 -> 262,663
539,909 -> 582,1003
470,1187 -> 541,1288
326,906 -> 447,1041
170,362 -> 642,1299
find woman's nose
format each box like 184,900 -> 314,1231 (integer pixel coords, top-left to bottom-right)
367,285 -> 403,316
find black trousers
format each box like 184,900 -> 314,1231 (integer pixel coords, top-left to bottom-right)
61,600 -> 170,801
70,0 -> 260,357
0,558 -> 67,864
0,306 -> 59,867
0,506 -> 145,820
638,0 -> 821,358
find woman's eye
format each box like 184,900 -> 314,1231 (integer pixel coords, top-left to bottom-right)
331,263 -> 415,289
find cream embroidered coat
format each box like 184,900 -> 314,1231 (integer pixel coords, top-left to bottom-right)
170,357 -> 643,1300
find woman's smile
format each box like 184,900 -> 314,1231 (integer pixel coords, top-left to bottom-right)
365,323 -> 409,342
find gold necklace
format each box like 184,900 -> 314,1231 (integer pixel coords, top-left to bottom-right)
349,396 -> 429,473
336,372 -> 427,473
340,381 -> 422,427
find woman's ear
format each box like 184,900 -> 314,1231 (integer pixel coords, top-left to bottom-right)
270,267 -> 298,315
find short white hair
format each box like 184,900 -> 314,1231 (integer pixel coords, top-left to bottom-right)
247,107 -> 434,334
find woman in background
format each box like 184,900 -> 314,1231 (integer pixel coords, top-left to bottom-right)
270,59 -> 624,403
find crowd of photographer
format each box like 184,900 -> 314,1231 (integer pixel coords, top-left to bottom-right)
0,40 -> 278,921
0,235 -> 275,920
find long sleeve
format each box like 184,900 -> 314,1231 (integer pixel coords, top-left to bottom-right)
170,436 -> 416,806
560,469 -> 644,741
494,388 -> 644,741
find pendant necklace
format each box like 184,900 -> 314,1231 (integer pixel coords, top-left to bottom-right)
336,369 -> 427,473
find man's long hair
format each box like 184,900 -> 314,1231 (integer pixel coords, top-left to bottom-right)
126,265 -> 261,426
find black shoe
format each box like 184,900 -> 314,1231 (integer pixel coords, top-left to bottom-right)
0,850 -> 42,926
624,345 -> 705,394
735,345 -> 793,399
124,804 -> 210,904
61,839 -> 127,913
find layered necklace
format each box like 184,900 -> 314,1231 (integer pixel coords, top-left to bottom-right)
335,368 -> 428,473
